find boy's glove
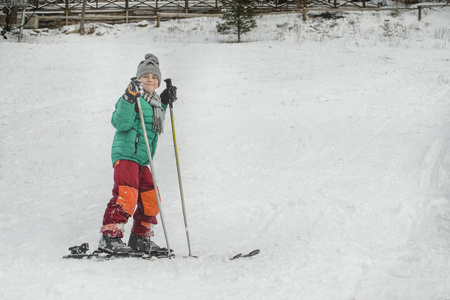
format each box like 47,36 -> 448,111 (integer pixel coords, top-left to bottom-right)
160,86 -> 177,107
123,77 -> 143,104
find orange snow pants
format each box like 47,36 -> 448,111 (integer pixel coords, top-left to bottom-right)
101,160 -> 160,238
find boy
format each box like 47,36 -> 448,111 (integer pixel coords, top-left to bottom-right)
98,53 -> 176,255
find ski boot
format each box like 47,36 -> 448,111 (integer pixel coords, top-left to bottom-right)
98,235 -> 132,255
128,233 -> 173,258
128,233 -> 160,253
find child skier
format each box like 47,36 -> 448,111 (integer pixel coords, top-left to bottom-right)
98,53 -> 177,255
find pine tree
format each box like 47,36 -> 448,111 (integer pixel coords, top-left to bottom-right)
216,0 -> 258,43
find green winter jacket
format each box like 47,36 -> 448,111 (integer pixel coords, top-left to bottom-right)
111,96 -> 167,167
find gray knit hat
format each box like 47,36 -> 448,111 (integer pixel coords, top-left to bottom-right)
136,53 -> 161,87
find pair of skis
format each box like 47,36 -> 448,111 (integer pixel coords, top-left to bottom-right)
63,243 -> 260,261
63,243 -> 174,260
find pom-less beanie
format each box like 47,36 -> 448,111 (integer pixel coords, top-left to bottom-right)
136,53 -> 161,86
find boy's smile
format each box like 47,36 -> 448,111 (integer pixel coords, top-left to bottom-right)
140,73 -> 159,93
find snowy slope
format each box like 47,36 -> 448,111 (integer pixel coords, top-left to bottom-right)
1,8 -> 450,300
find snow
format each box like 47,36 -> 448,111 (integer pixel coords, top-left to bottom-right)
1,6 -> 450,300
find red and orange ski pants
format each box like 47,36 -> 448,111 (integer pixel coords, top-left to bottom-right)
101,160 -> 160,238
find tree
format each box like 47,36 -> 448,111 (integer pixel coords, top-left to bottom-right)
216,0 -> 258,43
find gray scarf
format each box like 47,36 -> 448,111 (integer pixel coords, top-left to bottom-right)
142,91 -> 165,134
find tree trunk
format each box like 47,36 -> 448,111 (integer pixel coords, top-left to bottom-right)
79,0 -> 88,35
237,26 -> 241,42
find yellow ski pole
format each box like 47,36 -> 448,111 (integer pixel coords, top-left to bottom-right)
164,79 -> 195,257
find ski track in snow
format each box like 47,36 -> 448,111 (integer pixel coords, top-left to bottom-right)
1,8 -> 450,300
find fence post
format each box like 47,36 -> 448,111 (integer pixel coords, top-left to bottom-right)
418,5 -> 422,21
302,0 -> 307,21
125,0 -> 129,24
65,0 -> 69,26
157,12 -> 160,27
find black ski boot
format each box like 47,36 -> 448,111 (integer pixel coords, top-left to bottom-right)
128,233 -> 160,254
98,235 -> 132,255
128,233 -> 174,258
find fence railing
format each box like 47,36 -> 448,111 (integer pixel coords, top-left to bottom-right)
2,0 -> 447,29
28,0 -> 377,13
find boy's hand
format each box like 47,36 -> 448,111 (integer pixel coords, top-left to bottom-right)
123,77 -> 143,104
160,86 -> 177,106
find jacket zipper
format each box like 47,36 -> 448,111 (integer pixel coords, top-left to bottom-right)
134,132 -> 140,154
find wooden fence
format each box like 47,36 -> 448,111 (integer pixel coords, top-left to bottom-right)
2,0 -> 447,28
21,0 -> 379,27
32,0 -> 374,13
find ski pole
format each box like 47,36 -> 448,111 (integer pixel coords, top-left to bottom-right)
164,79 -> 195,257
136,85 -> 172,258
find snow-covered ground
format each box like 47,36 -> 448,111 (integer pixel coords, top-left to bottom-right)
1,6 -> 450,300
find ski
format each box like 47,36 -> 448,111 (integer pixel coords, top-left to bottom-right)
63,243 -> 174,260
229,249 -> 260,260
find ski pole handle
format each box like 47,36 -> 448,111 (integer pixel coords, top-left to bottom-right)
164,78 -> 174,108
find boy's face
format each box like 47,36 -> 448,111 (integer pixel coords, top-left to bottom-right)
140,73 -> 159,93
